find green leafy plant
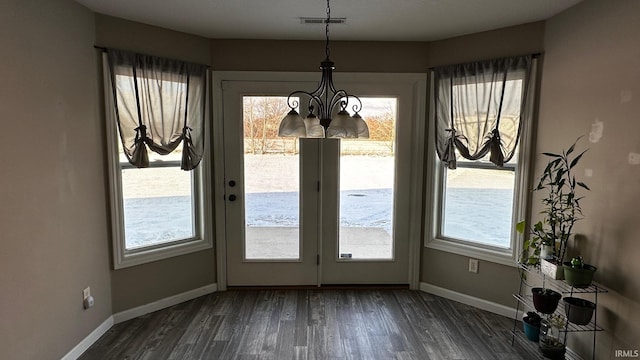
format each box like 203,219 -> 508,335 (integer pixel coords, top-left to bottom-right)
518,138 -> 590,265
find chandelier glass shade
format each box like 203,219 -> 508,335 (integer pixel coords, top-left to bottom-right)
278,0 -> 369,139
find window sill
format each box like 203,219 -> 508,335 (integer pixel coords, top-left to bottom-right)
114,237 -> 212,269
425,237 -> 517,267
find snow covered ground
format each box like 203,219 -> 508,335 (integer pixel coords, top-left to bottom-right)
123,154 -> 514,250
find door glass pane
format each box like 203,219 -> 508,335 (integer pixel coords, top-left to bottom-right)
339,97 -> 396,259
243,96 -> 300,259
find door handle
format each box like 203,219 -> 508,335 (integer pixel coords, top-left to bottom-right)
228,194 -> 237,202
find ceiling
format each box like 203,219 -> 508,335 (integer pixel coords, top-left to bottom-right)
76,0 -> 582,42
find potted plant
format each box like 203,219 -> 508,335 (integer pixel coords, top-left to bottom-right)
518,138 -> 590,279
522,311 -> 542,341
563,256 -> 597,287
563,296 -> 596,325
531,287 -> 562,314
539,314 -> 567,359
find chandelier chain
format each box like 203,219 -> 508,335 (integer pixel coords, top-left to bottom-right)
325,0 -> 331,59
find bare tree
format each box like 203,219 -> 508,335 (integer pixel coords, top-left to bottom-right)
242,96 -> 293,154
243,97 -> 257,154
364,102 -> 395,154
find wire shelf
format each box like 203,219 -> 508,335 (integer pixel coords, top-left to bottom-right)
513,294 -> 604,332
517,262 -> 608,294
513,262 -> 605,360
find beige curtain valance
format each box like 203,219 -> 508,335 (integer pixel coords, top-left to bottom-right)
105,48 -> 208,170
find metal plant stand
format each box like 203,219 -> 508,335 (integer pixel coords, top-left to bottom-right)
512,263 -> 607,360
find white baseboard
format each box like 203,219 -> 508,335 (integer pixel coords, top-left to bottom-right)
61,316 -> 114,360
62,283 -> 217,360
112,283 -> 217,324
420,282 -> 518,319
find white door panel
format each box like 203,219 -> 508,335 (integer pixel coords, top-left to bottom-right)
223,81 -> 318,286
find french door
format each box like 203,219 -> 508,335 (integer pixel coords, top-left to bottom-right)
216,74 -> 425,287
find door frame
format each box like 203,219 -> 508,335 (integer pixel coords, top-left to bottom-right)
212,71 -> 426,291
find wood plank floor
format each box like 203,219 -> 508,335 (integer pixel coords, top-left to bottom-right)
79,288 -> 545,359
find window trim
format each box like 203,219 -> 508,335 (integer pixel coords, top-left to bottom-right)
103,56 -> 212,269
424,69 -> 534,267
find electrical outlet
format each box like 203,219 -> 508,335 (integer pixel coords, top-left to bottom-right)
468,259 -> 479,274
83,286 -> 91,300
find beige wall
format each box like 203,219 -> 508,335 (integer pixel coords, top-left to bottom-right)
539,0 -> 640,356
95,14 -> 211,65
210,39 -> 429,72
0,1 -> 111,359
428,21 -> 545,66
94,14 -> 217,313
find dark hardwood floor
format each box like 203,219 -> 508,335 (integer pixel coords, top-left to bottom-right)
79,288 -> 544,359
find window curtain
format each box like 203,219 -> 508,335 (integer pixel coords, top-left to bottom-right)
105,48 -> 208,170
433,55 -> 534,169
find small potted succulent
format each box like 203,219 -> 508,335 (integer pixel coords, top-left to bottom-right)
563,256 -> 597,288
522,311 -> 542,341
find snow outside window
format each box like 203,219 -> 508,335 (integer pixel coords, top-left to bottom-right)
439,158 -> 516,249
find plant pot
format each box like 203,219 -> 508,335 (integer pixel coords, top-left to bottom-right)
522,320 -> 540,341
563,297 -> 596,325
563,262 -> 597,288
532,287 -> 562,314
541,258 -> 564,280
540,245 -> 554,260
539,338 -> 566,359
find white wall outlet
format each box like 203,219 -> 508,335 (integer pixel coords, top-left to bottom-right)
83,295 -> 95,310
83,286 -> 91,300
468,259 -> 479,273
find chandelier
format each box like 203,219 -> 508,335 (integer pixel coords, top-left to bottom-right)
278,0 -> 369,139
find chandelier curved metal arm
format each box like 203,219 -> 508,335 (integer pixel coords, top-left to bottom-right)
278,0 -> 369,139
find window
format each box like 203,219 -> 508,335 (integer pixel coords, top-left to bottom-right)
113,140 -> 210,268
429,148 -> 529,266
102,51 -> 211,268
429,133 -> 530,266
120,153 -> 195,250
440,157 -> 517,246
426,56 -> 536,265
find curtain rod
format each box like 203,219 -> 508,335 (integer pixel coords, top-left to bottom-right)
428,52 -> 542,71
92,45 -> 211,68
